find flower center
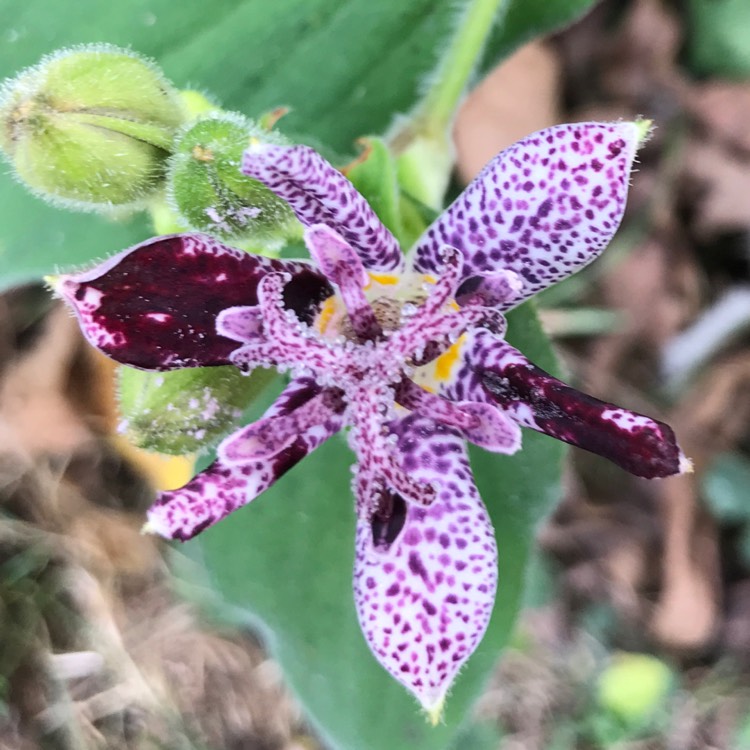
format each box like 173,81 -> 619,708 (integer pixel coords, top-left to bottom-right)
216,227 -> 510,518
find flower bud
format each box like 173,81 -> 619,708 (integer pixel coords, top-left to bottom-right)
167,113 -> 299,245
118,364 -> 274,455
0,44 -> 185,211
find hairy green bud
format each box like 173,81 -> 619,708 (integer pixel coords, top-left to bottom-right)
167,113 -> 299,245
0,44 -> 185,211
118,365 -> 274,455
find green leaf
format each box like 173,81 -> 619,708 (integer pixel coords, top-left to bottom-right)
195,302 -> 564,750
0,0 -> 596,289
482,0 -> 598,66
686,0 -> 750,77
702,452 -> 750,524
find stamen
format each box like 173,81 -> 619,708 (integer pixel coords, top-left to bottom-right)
216,305 -> 264,343
305,224 -> 382,341
415,246 -> 464,320
395,378 -> 478,432
455,270 -> 524,308
393,305 -> 505,361
231,273 -> 340,374
350,386 -> 436,517
221,388 -> 345,462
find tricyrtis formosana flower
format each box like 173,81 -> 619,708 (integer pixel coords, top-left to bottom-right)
55,121 -> 690,718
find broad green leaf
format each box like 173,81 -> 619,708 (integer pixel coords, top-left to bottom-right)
196,302 -> 564,750
482,0 -> 597,67
0,0 -> 597,289
686,0 -> 750,77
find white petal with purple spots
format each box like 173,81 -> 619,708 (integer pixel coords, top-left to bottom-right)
354,414 -> 497,714
410,122 -> 644,307
243,143 -> 404,272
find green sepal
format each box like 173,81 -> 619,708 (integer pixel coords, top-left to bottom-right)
118,364 -> 275,456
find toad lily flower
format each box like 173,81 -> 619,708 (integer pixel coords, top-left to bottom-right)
54,121 -> 689,718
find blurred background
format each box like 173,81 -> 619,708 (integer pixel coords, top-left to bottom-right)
3,0 -> 750,747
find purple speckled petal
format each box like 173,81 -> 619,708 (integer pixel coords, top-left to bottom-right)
354,413 -> 497,715
242,143 -> 404,272
410,122 -> 643,306
54,233 -> 332,370
145,378 -> 344,540
446,330 -> 690,479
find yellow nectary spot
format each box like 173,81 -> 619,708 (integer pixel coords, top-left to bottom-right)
434,335 -> 465,383
316,296 -> 337,334
366,272 -> 399,289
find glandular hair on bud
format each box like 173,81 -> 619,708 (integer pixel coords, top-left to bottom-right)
167,112 -> 299,246
0,44 -> 186,212
118,364 -> 274,455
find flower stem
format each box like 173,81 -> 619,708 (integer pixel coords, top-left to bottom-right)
420,0 -> 509,138
392,0 -> 508,209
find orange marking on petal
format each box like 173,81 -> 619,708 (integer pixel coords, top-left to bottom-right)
366,272 -> 399,290
434,336 -> 465,382
316,296 -> 337,334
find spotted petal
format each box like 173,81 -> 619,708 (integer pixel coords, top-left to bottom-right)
410,121 -> 645,307
243,143 -> 404,272
145,378 -> 344,540
446,330 -> 690,479
55,233 -> 332,370
353,414 -> 497,716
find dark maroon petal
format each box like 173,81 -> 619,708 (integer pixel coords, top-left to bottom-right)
56,233 -> 332,370
449,331 -> 689,479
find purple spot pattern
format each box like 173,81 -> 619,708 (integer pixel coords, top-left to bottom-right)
353,414 -> 497,712
57,233 -> 331,370
146,377 -> 344,540
443,330 -> 686,479
243,144 -> 403,273
410,122 -> 640,308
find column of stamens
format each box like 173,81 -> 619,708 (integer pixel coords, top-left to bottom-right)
222,390 -> 341,462
349,385 -> 436,518
305,225 -> 383,342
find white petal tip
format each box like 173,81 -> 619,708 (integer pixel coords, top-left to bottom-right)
679,452 -> 694,475
422,694 -> 446,727
44,274 -> 66,295
633,119 -> 654,145
141,517 -> 170,538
